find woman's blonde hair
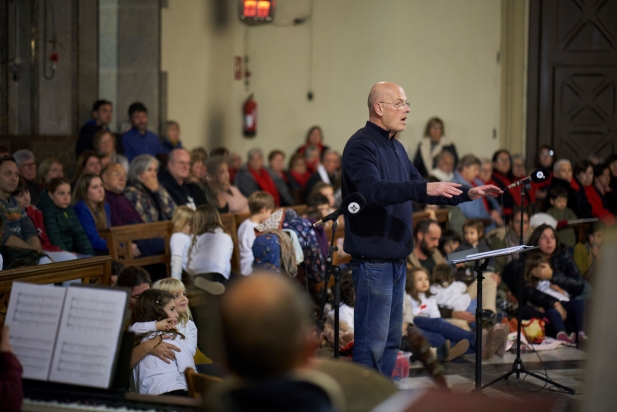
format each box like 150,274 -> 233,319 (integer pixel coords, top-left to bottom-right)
37,158 -> 63,185
72,173 -> 108,230
152,278 -> 191,326
172,205 -> 195,234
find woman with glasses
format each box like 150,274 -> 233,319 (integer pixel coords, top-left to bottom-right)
412,117 -> 459,178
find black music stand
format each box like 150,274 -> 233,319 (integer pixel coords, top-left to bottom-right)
449,244 -> 539,392
317,219 -> 343,358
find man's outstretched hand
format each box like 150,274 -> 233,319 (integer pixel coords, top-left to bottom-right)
468,185 -> 503,200
426,182 -> 463,198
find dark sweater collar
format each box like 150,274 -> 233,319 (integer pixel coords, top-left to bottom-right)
365,121 -> 397,140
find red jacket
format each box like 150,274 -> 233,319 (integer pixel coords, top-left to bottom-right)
0,352 -> 23,412
25,205 -> 62,251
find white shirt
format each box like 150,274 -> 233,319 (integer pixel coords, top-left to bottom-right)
327,303 -> 354,333
237,219 -> 258,275
128,324 -> 196,395
170,232 -> 192,280
430,281 -> 471,312
408,292 -> 441,318
188,228 -> 234,279
537,280 -> 570,302
131,319 -> 198,357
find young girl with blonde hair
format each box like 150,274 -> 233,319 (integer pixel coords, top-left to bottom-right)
170,206 -> 195,280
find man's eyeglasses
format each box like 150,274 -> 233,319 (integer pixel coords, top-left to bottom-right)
379,101 -> 410,111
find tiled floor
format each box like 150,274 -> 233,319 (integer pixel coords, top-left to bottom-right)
397,347 -> 585,411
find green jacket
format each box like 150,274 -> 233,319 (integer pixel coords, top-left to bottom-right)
39,194 -> 94,255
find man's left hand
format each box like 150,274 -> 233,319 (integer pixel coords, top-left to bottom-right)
468,185 -> 503,200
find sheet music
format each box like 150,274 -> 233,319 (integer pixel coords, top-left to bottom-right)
5,282 -> 67,380
48,286 -> 127,388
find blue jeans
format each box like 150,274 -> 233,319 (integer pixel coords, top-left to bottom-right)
350,258 -> 405,376
414,316 -> 476,348
546,300 -> 585,333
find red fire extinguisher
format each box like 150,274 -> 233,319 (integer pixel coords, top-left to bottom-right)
243,94 -> 257,137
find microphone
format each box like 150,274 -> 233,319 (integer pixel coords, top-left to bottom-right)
507,168 -> 549,189
312,192 -> 366,228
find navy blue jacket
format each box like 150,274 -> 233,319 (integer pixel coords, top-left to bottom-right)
342,121 -> 471,260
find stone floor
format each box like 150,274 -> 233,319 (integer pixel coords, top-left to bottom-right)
396,347 -> 586,411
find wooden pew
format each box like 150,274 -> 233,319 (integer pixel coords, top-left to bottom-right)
99,222 -> 172,276
0,256 -> 112,310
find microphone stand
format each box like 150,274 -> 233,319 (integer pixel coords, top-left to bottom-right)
481,183 -> 575,394
317,219 -> 342,358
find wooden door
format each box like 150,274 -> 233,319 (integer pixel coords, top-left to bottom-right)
526,0 -> 617,165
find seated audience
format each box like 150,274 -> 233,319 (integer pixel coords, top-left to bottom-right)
159,148 -> 205,208
128,288 -> 196,396
304,144 -> 321,174
206,273 -> 336,412
36,158 -> 64,190
76,99 -> 113,157
0,325 -> 23,412
544,159 -> 592,218
523,252 -> 586,343
594,163 -> 617,215
117,265 -> 152,309
235,148 -> 293,207
429,151 -> 455,182
456,219 -> 499,285
491,149 -> 520,219
530,145 -> 555,202
187,205 -> 234,283
226,151 -> 242,184
575,160 -> 615,225
124,155 -> 176,222
73,150 -> 102,189
478,158 -> 495,185
102,164 -> 142,225
122,102 -> 163,161
574,221 -> 604,284
306,192 -> 331,221
287,153 -> 312,193
451,154 -> 502,232
72,174 -> 111,254
161,120 -> 183,154
413,117 -> 458,178
408,220 -> 497,315
187,149 -> 207,188
511,154 -> 526,180
296,126 -> 328,166
41,177 -> 94,256
170,206 -> 194,280
12,149 -> 40,204
206,155 -> 248,214
546,186 -> 577,248
0,146 -> 9,158
311,182 -> 335,211
268,149 -> 291,193
608,154 -> 617,194
438,229 -> 462,257
305,150 -> 340,196
486,205 -> 530,274
93,129 -> 129,172
0,157 -> 48,263
11,178 -> 77,263
238,191 -> 275,275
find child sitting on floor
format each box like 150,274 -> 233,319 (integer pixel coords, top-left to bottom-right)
128,289 -> 196,396
430,263 -> 474,315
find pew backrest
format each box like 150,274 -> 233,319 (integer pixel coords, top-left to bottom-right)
0,256 -> 112,311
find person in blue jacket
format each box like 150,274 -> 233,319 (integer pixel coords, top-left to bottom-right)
341,82 -> 502,377
72,174 -> 111,254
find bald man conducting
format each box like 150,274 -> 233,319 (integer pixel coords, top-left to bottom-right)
342,82 -> 502,376
213,273 -> 336,411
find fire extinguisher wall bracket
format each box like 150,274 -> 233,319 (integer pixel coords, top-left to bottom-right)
243,94 -> 257,138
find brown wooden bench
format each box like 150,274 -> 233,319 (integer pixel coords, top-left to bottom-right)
0,256 -> 112,311
99,222 -> 172,276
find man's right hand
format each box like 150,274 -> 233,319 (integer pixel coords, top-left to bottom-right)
149,335 -> 180,364
427,182 -> 463,198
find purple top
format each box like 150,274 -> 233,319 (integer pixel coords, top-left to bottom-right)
105,189 -> 143,227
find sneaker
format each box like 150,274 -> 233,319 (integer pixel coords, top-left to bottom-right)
194,276 -> 226,295
436,340 -> 450,362
578,332 -> 588,341
556,331 -> 576,344
446,339 -> 470,361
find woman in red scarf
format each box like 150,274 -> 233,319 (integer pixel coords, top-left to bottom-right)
575,160 -> 615,225
491,149 -> 521,220
296,126 -> 329,174
286,153 -> 312,191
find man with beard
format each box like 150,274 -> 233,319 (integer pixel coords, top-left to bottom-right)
408,219 -> 498,315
